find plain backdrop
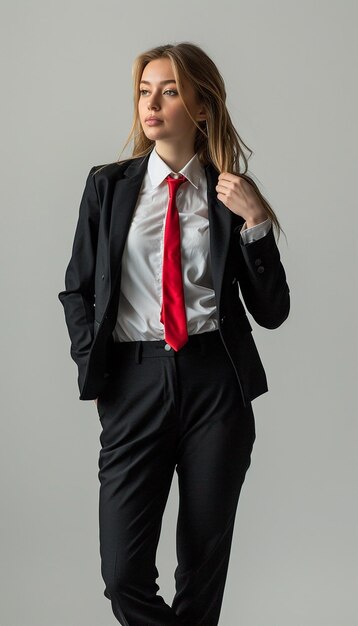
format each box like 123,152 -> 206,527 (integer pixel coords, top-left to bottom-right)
0,1 -> 356,624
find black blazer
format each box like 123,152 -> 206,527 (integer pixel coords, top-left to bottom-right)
58,151 -> 290,406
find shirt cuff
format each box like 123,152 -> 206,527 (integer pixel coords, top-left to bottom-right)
240,218 -> 272,244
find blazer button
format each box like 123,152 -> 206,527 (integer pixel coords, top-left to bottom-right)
255,258 -> 262,266
101,274 -> 105,280
257,266 -> 265,274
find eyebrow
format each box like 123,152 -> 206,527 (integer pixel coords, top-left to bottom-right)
139,79 -> 177,85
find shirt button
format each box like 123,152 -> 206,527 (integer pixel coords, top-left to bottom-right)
164,343 -> 172,351
254,258 -> 262,266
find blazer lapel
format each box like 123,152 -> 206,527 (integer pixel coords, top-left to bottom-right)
108,153 -> 233,309
205,162 -> 233,307
109,152 -> 151,290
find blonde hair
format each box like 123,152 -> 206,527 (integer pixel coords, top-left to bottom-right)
110,42 -> 285,239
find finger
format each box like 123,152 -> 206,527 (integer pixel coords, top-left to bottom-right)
217,192 -> 229,204
217,177 -> 240,192
216,181 -> 233,193
218,172 -> 238,183
216,183 -> 227,193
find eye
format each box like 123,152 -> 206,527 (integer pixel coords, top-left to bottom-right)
139,89 -> 149,95
164,89 -> 178,96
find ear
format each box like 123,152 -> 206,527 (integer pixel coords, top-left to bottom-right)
196,104 -> 207,122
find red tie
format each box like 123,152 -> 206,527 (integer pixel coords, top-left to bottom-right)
160,174 -> 188,351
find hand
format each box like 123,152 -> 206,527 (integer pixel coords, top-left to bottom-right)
216,172 -> 268,227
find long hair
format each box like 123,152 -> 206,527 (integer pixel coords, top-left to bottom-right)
113,42 -> 285,239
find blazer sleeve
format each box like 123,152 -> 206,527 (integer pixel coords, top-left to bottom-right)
236,222 -> 290,329
58,166 -> 100,384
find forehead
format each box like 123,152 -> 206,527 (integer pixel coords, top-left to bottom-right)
140,57 -> 175,81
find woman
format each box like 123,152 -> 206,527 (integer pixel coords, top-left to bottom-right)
58,42 -> 290,626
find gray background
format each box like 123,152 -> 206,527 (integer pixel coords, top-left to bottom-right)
1,0 -> 356,624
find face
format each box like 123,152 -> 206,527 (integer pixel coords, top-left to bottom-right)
138,57 -> 205,147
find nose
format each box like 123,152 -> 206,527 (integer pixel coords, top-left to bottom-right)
147,100 -> 159,110
147,94 -> 160,110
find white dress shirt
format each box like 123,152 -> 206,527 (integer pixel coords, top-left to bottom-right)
112,148 -> 271,342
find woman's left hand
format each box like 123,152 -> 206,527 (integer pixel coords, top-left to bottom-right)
216,172 -> 268,227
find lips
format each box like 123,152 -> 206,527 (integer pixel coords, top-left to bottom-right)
145,116 -> 162,122
145,118 -> 163,128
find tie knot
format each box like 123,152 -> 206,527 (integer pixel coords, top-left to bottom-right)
166,174 -> 187,194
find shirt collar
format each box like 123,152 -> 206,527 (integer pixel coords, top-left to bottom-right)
147,147 -> 203,190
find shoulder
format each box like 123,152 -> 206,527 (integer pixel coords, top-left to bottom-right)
89,155 -> 148,182
88,159 -> 131,180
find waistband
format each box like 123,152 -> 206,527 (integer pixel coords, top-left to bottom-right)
111,329 -> 222,363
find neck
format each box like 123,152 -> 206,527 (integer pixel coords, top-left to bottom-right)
154,140 -> 195,172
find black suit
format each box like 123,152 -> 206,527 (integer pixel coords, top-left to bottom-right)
58,152 -> 290,406
58,152 -> 290,625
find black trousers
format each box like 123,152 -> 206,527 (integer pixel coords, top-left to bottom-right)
96,329 -> 256,626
